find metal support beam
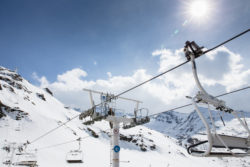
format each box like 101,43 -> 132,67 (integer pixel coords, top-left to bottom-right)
106,116 -> 132,167
83,88 -> 142,104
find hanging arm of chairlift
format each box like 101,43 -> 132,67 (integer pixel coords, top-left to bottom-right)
184,40 -> 250,157
184,41 -> 232,113
186,42 -> 249,138
184,28 -> 250,111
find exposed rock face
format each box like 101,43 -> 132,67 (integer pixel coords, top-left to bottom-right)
0,67 -> 22,82
0,105 -> 6,119
44,88 -> 53,96
0,67 -> 31,94
125,133 -> 156,152
101,128 -> 156,152
0,67 -> 46,120
36,93 -> 46,101
0,101 -> 28,120
87,127 -> 99,138
2,84 -> 15,93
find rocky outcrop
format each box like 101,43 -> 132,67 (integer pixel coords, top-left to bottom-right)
44,88 -> 53,96
36,93 -> 46,101
101,129 -> 156,152
0,101 -> 28,120
0,71 -> 31,93
87,127 -> 99,138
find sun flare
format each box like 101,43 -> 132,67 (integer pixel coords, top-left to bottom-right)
186,0 -> 212,23
190,1 -> 208,18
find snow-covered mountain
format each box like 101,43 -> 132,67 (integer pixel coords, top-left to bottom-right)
0,66 -> 250,167
147,109 -> 250,147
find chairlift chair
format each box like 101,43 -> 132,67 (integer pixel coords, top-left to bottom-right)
123,108 -> 150,129
81,88 -> 150,128
2,143 -> 14,166
15,127 -> 21,131
66,138 -> 83,163
4,121 -> 9,127
81,106 -> 111,125
2,159 -> 11,165
2,161 -> 11,165
66,150 -> 83,163
184,41 -> 250,157
15,124 -> 21,131
80,89 -> 115,125
14,152 -> 38,166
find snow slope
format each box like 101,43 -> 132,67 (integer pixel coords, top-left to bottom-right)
146,108 -> 250,147
0,66 -> 250,167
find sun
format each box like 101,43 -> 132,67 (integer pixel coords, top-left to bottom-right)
186,0 -> 213,23
189,1 -> 209,18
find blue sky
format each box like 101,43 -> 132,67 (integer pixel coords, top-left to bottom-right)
0,0 -> 249,81
0,0 -> 250,112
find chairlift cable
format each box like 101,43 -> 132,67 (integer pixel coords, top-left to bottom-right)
148,85 -> 250,117
35,139 -> 77,151
29,114 -> 79,144
216,86 -> 250,98
28,60 -> 189,144
203,29 -> 250,54
115,60 -> 189,98
32,128 -> 111,151
27,29 -> 250,146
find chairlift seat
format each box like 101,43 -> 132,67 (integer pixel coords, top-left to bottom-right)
123,116 -> 150,129
2,160 -> 11,165
189,148 -> 250,157
14,153 -> 37,166
15,161 -> 38,166
15,127 -> 21,131
66,150 -> 83,163
212,134 -> 250,149
187,135 -> 250,157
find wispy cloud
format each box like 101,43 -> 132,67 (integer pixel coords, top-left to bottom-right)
32,72 -> 50,88
107,72 -> 112,78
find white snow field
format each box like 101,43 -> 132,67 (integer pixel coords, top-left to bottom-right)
0,66 -> 249,167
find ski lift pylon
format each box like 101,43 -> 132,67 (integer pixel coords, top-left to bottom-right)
184,41 -> 250,157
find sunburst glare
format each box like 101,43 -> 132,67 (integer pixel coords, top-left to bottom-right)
189,1 -> 209,19
184,0 -> 214,24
